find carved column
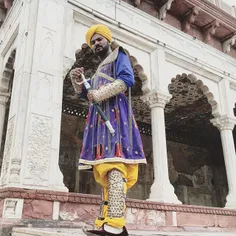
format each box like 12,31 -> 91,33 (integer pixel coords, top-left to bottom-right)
0,90 -> 9,149
142,90 -> 181,204
211,115 -> 236,209
0,0 -> 67,192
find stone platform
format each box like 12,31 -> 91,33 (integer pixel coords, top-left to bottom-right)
11,228 -> 236,236
0,188 -> 236,235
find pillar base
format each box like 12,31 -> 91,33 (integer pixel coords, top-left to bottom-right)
0,167 -> 68,192
225,192 -> 236,209
147,180 -> 182,204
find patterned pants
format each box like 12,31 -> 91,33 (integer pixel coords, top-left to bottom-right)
93,163 -> 138,228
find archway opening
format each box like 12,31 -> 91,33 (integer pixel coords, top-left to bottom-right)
0,49 -> 16,171
165,73 -> 227,207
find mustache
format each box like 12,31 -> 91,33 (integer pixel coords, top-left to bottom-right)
95,45 -> 102,49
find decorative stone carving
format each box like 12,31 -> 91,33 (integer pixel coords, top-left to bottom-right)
203,19 -> 220,43
211,115 -> 236,131
36,72 -> 52,101
40,29 -> 55,68
24,115 -> 52,186
168,73 -> 219,117
223,34 -> 236,54
141,90 -> 172,108
0,117 -> 14,186
9,157 -> 21,184
182,6 -> 200,33
159,0 -> 175,20
2,198 -> 23,219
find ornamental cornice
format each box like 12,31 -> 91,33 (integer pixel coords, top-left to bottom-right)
73,0 -> 236,81
186,0 -> 236,30
211,115 -> 236,131
141,90 -> 172,108
0,188 -> 236,216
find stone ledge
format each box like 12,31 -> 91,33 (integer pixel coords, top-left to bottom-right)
11,228 -> 236,236
1,188 -> 236,232
0,188 -> 236,216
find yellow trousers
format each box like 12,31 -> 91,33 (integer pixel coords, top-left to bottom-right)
93,162 -> 138,229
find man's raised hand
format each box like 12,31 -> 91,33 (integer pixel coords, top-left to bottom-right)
70,67 -> 84,93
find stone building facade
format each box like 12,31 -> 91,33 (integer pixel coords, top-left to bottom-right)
0,0 -> 236,234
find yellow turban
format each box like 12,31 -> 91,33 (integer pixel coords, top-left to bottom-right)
86,24 -> 112,47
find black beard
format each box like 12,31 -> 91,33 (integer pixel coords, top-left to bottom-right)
95,43 -> 110,59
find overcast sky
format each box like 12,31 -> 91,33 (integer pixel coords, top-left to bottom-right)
222,0 -> 235,6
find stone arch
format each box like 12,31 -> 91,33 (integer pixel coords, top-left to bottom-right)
186,73 -> 219,117
0,49 -> 16,171
168,73 -> 219,117
166,73 -> 227,207
60,42 -> 152,197
1,49 -> 16,92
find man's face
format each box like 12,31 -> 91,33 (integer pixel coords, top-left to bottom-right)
90,33 -> 110,57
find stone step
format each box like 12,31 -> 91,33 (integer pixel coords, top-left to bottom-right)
11,228 -> 236,236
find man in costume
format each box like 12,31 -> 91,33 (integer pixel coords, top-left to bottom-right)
70,24 -> 146,236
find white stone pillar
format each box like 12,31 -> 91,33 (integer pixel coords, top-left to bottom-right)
0,90 -> 9,149
142,90 -> 181,204
0,0 -> 68,191
211,115 -> 236,209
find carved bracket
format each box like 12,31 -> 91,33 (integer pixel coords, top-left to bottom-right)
132,0 -> 142,7
4,0 -> 14,9
182,6 -> 200,33
203,19 -> 220,43
223,34 -> 236,54
159,0 -> 175,20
